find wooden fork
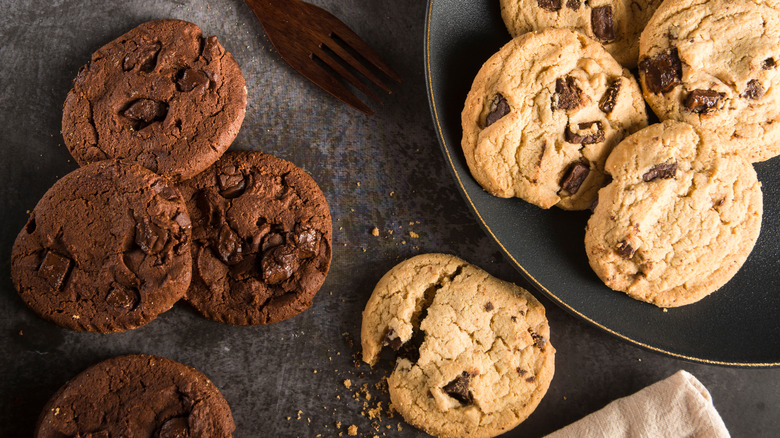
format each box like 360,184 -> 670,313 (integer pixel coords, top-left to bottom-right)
245,0 -> 402,115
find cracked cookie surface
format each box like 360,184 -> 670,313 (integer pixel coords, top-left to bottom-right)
35,354 -> 234,438
177,151 -> 332,325
361,254 -> 554,438
585,121 -> 763,307
638,0 -> 780,162
11,160 -> 192,332
461,28 -> 647,210
500,0 -> 663,68
62,19 -> 247,181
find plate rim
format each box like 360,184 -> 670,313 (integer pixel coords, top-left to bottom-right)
423,0 -> 779,368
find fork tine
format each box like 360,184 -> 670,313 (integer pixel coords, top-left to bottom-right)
290,53 -> 374,115
315,48 -> 382,102
322,38 -> 392,94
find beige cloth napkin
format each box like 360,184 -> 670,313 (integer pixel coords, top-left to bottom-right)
546,370 -> 730,438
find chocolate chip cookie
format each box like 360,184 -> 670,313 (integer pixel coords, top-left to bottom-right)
585,121 -> 763,307
11,160 -> 192,332
35,354 -> 234,438
500,0 -> 663,68
462,28 -> 648,210
177,151 -> 332,325
62,19 -> 247,181
362,254 -> 555,438
638,0 -> 780,162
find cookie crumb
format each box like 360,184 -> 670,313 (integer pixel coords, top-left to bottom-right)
347,425 -> 358,435
409,231 -> 419,238
357,182 -> 361,187
297,410 -> 303,420
344,379 -> 352,389
371,227 -> 380,236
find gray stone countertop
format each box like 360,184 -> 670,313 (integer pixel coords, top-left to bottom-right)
1,0 -> 778,437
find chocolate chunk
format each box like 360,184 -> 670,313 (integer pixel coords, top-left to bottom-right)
106,286 -> 139,310
201,35 -> 223,63
763,57 -> 776,70
217,168 -> 246,199
442,371 -> 475,405
176,68 -> 210,93
215,225 -> 244,264
262,244 -> 300,284
526,376 -> 536,383
616,240 -> 636,258
383,328 -> 403,351
560,161 -> 590,194
485,94 -> 510,127
599,79 -> 622,113
196,190 -> 225,226
122,43 -> 160,72
530,330 -> 548,349
123,99 -> 168,130
742,79 -> 765,100
484,302 -> 494,312
565,121 -> 605,144
151,179 -> 180,201
294,228 -> 320,258
684,89 -> 724,113
262,232 -> 284,251
554,77 -> 583,110
639,49 -> 682,94
592,5 -> 615,43
135,218 -> 169,255
537,0 -> 561,11
642,162 -> 677,182
157,416 -> 189,438
38,251 -> 72,290
566,0 -> 580,9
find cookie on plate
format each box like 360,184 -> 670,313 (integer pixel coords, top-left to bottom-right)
361,254 -> 554,438
638,0 -> 780,162
11,160 -> 192,332
500,0 -> 663,68
177,151 -> 332,325
35,354 -> 234,438
462,28 -> 648,210
62,19 -> 247,181
585,121 -> 763,307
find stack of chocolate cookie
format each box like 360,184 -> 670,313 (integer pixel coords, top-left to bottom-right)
11,19 -> 333,334
462,0 -> 779,307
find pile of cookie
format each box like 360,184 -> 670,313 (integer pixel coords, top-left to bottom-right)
12,19 -> 332,437
463,0 -> 776,308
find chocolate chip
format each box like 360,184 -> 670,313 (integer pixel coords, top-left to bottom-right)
262,232 -> 284,251
201,35 -> 223,63
684,89 -> 724,113
176,68 -> 210,93
565,121 -> 605,144
537,0 -> 561,11
526,376 -> 536,383
616,240 -> 636,258
262,244 -> 300,284
151,179 -> 180,201
215,225 -> 244,265
485,93 -> 510,127
123,43 -> 160,72
156,416 -> 189,438
294,228 -> 320,259
38,251 -> 72,291
763,57 -> 776,70
530,330 -> 548,349
217,169 -> 246,199
592,5 -> 615,43
566,0 -> 580,9
484,302 -> 494,311
599,79 -> 622,113
554,77 -> 583,110
639,49 -> 682,94
560,161 -> 590,195
742,80 -> 765,100
442,371 -> 475,405
517,368 -> 527,375
106,286 -> 139,310
642,162 -> 677,182
123,99 -> 168,130
135,218 -> 169,255
382,328 -> 403,351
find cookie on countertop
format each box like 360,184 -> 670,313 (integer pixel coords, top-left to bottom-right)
177,151 -> 332,325
638,0 -> 780,162
500,0 -> 663,68
35,354 -> 234,438
62,19 -> 247,181
11,160 -> 192,332
362,253 -> 554,438
585,121 -> 763,307
462,28 -> 648,210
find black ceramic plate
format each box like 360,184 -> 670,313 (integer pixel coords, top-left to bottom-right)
424,0 -> 780,366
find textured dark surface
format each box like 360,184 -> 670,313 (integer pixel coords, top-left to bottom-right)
0,0 -> 778,437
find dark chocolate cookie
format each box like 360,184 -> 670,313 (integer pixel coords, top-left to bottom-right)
177,151 -> 332,325
11,160 -> 192,332
62,19 -> 247,181
35,354 -> 235,438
